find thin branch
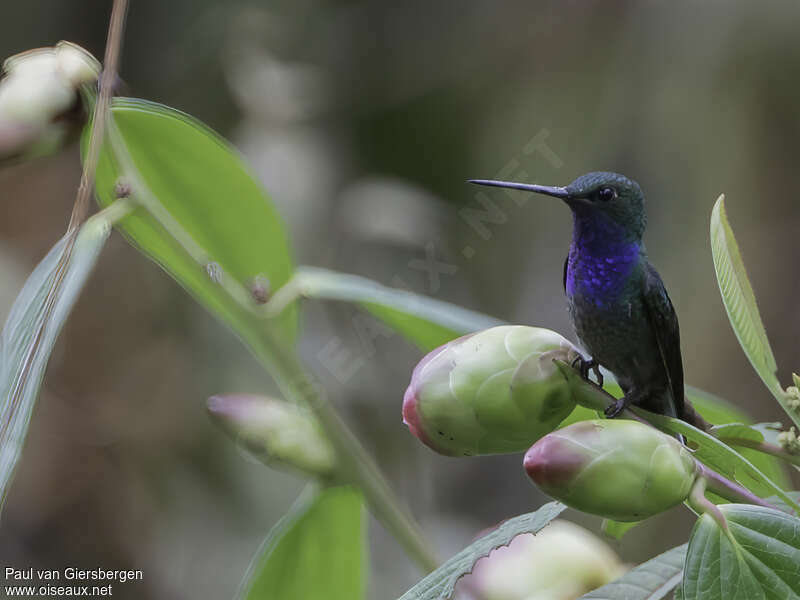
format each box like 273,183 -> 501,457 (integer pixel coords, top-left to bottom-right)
266,354 -> 441,572
695,463 -> 778,512
90,196 -> 137,227
686,476 -> 729,531
554,360 -> 649,425
3,0 -> 130,441
104,108 -> 440,574
70,0 -> 129,231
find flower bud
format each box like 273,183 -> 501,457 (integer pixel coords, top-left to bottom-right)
786,383 -> 800,414
0,42 -> 99,164
457,520 -> 626,600
524,420 -> 697,521
207,394 -> 336,478
778,427 -> 800,455
403,325 -> 580,456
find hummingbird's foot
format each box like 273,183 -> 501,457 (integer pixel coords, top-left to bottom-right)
572,356 -> 603,387
591,363 -> 603,388
604,397 -> 629,419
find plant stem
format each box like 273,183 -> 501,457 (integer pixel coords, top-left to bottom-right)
554,360 -> 649,425
4,0 -> 129,440
89,197 -> 137,227
236,325 -> 440,572
104,118 -> 440,573
71,0 -> 129,231
687,477 -> 728,531
695,463 -> 778,511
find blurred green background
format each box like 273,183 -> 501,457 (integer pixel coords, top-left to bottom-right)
0,1 -> 798,598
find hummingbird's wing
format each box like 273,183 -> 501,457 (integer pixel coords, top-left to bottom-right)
562,256 -> 568,292
641,263 -> 685,418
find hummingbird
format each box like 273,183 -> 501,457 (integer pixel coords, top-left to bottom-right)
469,172 -> 704,426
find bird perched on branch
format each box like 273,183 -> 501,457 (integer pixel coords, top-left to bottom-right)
470,172 -> 706,428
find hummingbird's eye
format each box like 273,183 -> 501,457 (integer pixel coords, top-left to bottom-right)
597,187 -> 617,202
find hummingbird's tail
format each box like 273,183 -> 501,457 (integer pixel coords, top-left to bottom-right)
680,397 -> 712,432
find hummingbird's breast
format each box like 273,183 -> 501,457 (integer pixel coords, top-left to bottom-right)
565,239 -> 640,304
565,238 -> 661,389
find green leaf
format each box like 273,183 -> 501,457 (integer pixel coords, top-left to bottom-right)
365,303 -> 463,352
90,103 -> 438,573
91,98 -> 296,343
750,423 -> 786,446
643,411 -> 800,514
685,389 -> 789,489
708,422 -> 792,486
710,196 -> 794,425
0,216 -> 110,511
239,486 -> 366,600
710,423 -> 766,444
683,504 -> 800,600
267,266 -> 501,351
765,491 -> 800,515
580,543 -> 687,599
397,501 -> 565,600
685,386 -> 758,425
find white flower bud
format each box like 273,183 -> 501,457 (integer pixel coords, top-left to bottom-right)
0,42 -> 99,163
458,520 -> 626,600
55,42 -> 101,87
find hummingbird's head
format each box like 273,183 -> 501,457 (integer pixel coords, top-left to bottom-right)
469,171 -> 647,240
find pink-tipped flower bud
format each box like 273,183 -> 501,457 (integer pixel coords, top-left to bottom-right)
524,420 -> 697,521
207,394 -> 336,478
403,325 -> 580,456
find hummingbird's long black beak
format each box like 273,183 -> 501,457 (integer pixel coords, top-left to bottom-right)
468,179 -> 571,199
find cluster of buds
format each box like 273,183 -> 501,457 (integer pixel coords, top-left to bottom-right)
401,327 -> 706,521
207,394 -> 336,478
778,427 -> 800,455
786,374 -> 800,414
0,41 -> 99,164
402,326 -> 581,456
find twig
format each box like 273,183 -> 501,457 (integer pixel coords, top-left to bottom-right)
686,476 -> 728,531
553,360 -> 649,425
262,346 -> 439,573
69,0 -> 129,231
2,0 -> 130,441
90,197 -> 137,227
695,463 -> 778,511
103,102 -> 440,574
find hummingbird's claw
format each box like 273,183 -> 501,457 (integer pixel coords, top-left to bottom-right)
572,356 -> 603,387
591,364 -> 604,388
604,397 -> 629,419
